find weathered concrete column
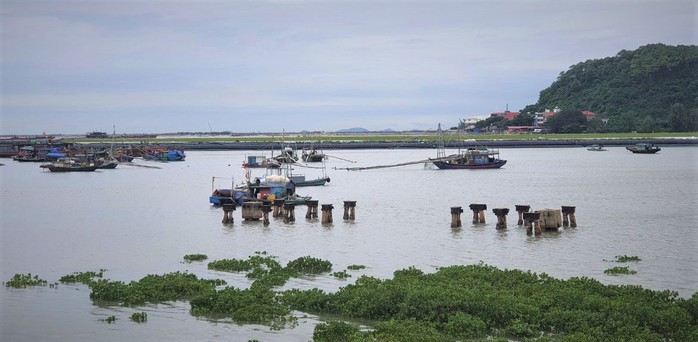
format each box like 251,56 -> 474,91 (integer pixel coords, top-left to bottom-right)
261,204 -> 272,225
536,209 -> 562,231
469,204 -> 487,224
284,202 -> 296,223
492,208 -> 510,229
272,199 -> 285,217
343,201 -> 356,220
305,200 -> 319,219
321,204 -> 334,224
450,206 -> 463,228
523,212 -> 541,235
241,202 -> 263,221
515,205 -> 530,225
561,206 -> 577,227
222,203 -> 236,224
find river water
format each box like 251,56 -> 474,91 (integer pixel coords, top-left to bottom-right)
1,146 -> 697,341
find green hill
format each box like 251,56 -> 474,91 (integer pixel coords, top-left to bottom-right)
521,44 -> 698,132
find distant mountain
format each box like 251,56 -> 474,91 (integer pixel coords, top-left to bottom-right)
336,127 -> 369,133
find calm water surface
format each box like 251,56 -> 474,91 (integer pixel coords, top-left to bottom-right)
1,146 -> 697,341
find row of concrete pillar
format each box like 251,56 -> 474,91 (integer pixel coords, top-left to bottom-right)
450,204 -> 577,235
222,200 -> 357,226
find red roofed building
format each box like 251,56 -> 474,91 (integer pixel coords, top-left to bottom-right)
581,111 -> 596,120
490,111 -> 520,120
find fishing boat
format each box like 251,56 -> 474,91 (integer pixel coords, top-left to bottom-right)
430,147 -> 507,169
142,149 -> 186,161
209,174 -> 312,206
273,146 -> 298,164
41,158 -> 98,172
276,160 -> 330,187
626,143 -> 660,154
301,147 -> 326,162
242,155 -> 281,169
587,144 -> 607,151
12,146 -> 48,162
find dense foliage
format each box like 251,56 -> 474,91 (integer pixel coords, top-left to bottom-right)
283,264 -> 698,340
522,43 -> 698,132
89,271 -> 226,305
15,253 -> 696,340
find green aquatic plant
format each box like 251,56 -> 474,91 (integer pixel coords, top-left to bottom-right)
130,311 -> 148,323
332,270 -> 351,279
286,256 -> 332,274
60,269 -> 106,285
4,273 -> 48,288
89,271 -> 226,305
183,254 -> 208,263
346,264 -> 366,270
280,263 -> 697,341
100,315 -> 117,324
190,285 -> 297,330
615,255 -> 642,262
604,266 -> 637,275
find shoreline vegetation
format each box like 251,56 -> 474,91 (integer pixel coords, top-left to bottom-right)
66,132 -> 698,150
7,254 -> 698,340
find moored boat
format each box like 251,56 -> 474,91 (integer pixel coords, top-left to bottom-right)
587,144 -> 607,151
142,149 -> 186,161
301,147 -> 326,162
42,158 -> 98,172
430,147 -> 507,169
626,143 -> 660,154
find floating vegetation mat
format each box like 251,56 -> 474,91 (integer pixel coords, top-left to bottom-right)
183,254 -> 208,263
4,273 -> 48,288
6,255 -> 698,340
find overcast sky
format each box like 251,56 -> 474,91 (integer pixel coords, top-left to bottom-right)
1,0 -> 695,135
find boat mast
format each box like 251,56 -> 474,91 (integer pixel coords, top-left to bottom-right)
436,123 -> 446,159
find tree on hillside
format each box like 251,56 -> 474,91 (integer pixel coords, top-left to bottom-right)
505,113 -> 534,127
521,44 -> 698,132
474,116 -> 505,129
669,103 -> 698,132
545,110 -> 587,133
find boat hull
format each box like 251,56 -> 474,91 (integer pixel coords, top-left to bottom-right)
48,166 -> 98,172
294,177 -> 330,187
431,159 -> 507,170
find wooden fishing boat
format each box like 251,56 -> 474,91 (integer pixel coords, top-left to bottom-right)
430,148 -> 507,169
142,149 -> 186,161
626,143 -> 660,154
301,147 -> 326,162
587,144 -> 607,151
42,158 -> 98,172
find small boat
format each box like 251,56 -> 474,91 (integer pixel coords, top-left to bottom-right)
114,154 -> 134,162
301,147 -> 326,162
42,158 -> 98,172
242,155 -> 281,169
587,144 -> 607,151
142,149 -> 186,161
626,143 -> 660,154
209,175 -> 312,206
273,146 -> 298,164
430,147 -> 507,170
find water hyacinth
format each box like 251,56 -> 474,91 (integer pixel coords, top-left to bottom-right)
89,271 -> 226,305
183,254 -> 208,263
60,269 -> 106,285
4,273 -> 48,288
